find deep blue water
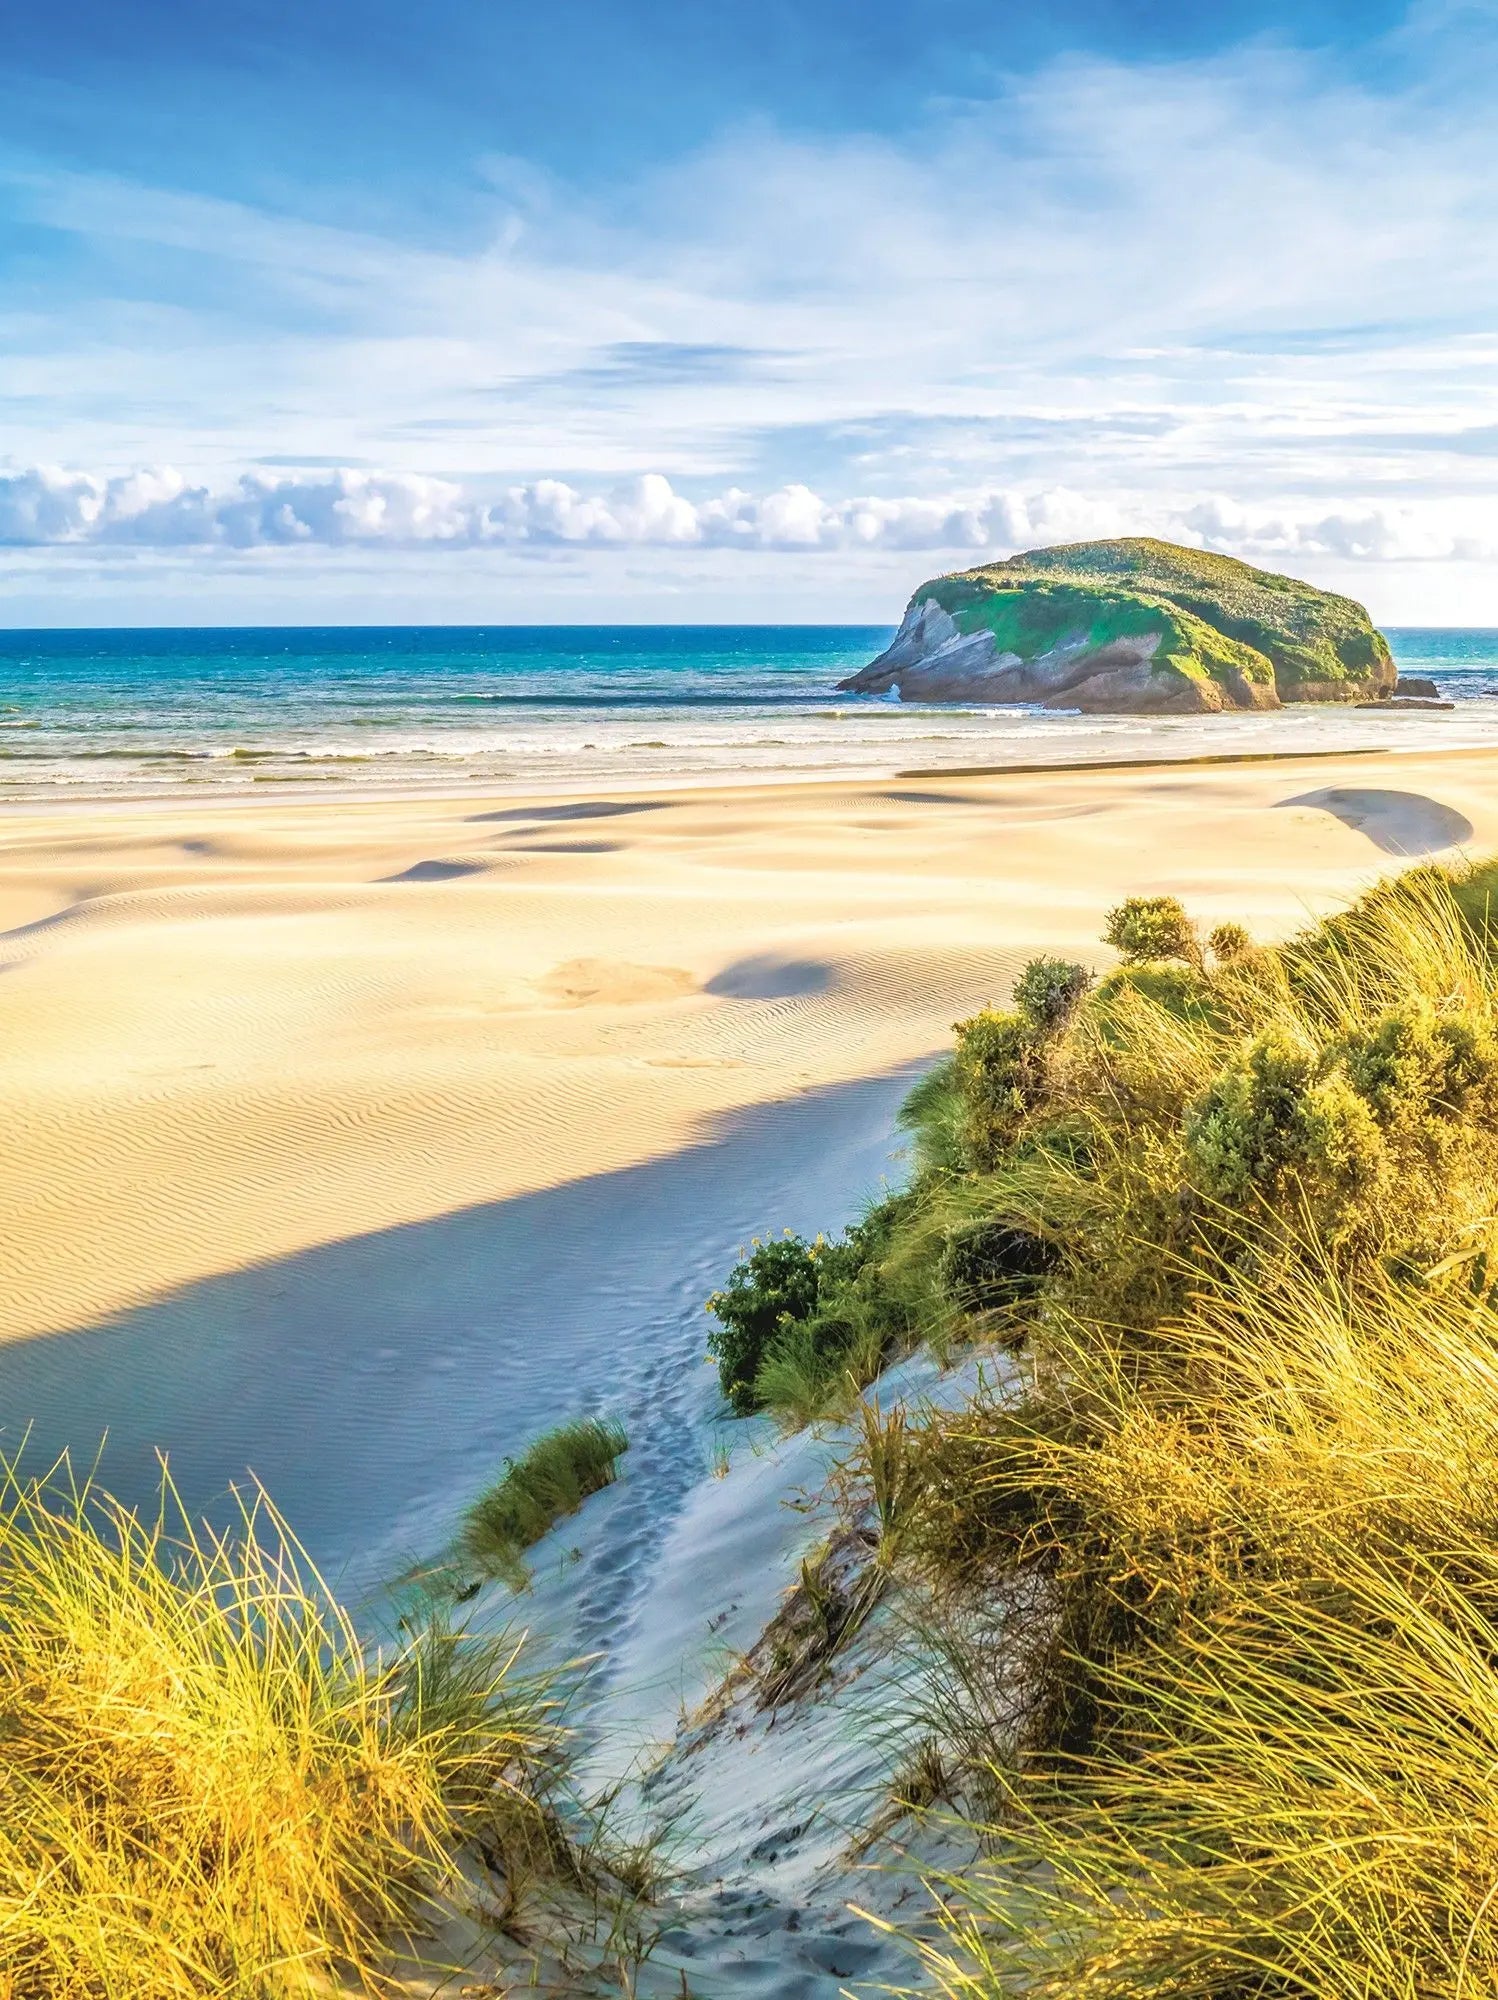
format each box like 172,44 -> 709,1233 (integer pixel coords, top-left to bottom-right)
0,623 -> 1491,797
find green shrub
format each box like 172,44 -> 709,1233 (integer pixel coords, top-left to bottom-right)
705,1234 -> 827,1413
1207,919 -> 1253,963
1013,957 -> 1092,1032
1337,1006 -> 1498,1132
953,1008 -> 1048,1170
1103,894 -> 1202,966
1185,1024 -> 1330,1201
706,1203 -> 919,1418
463,1417 -> 628,1588
938,1220 -> 1055,1317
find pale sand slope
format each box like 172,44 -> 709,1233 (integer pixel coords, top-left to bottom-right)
0,747 -> 1491,1354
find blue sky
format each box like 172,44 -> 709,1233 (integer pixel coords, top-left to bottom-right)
2,0 -> 1496,623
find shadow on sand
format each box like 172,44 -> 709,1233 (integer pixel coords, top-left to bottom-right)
467,801 -> 668,824
0,1065 -> 922,1593
1278,786 -> 1474,857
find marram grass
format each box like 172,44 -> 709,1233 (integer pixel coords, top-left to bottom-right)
897,1267 -> 1498,1999
788,854 -> 1498,1997
462,1416 -> 628,1589
0,1458 -> 556,1998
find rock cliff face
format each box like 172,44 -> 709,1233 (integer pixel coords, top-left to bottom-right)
839,538 -> 1396,714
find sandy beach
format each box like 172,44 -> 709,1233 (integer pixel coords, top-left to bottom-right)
0,743 -> 1488,1567
0,746 -> 1489,1340
4,743 -> 1498,1995
1,744 -> 1494,1521
0,747 -> 1486,1332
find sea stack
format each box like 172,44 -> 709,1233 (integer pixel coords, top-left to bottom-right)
840,536 -> 1396,714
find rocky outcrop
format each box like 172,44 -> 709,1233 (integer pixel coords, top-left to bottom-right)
839,538 -> 1396,714
1394,676 -> 1441,700
1356,697 -> 1455,712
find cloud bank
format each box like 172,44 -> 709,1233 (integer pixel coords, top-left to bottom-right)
2,465 -> 1492,570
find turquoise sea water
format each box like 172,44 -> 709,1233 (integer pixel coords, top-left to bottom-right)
0,624 -> 1495,799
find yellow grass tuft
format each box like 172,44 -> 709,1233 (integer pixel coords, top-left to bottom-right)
0,1457 -> 556,1997
900,1265 -> 1498,1997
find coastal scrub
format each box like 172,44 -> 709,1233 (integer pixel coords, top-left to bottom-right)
706,1200 -> 938,1426
709,852 -> 1498,1992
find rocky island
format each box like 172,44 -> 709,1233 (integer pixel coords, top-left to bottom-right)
840,536 -> 1396,714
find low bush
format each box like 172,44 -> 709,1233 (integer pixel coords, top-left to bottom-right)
705,1233 -> 828,1413
705,1202 -> 922,1421
1011,956 -> 1092,1032
952,1007 -> 1049,1171
1102,893 -> 1201,966
463,1416 -> 628,1588
937,1219 -> 1054,1319
1206,917 -> 1252,962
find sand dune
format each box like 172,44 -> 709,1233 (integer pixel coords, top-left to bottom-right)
1,745 -> 1496,1351
5,741 -> 1498,1996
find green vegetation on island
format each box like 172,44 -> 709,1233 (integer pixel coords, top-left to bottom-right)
840,537 -> 1396,712
710,853 -> 1498,1994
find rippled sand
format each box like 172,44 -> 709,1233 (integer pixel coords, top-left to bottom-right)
0,744 -> 1493,1595
1,746 -> 1493,1345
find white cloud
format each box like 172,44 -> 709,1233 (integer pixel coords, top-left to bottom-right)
7,21 -> 1498,491
5,9 -> 1498,615
5,464 -> 1495,574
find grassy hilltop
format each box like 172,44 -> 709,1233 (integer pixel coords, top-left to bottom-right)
843,537 -> 1395,710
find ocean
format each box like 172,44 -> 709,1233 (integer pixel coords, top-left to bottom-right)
0,623 -> 1495,800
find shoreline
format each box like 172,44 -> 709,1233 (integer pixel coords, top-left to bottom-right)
0,699 -> 1493,819
8,727 -> 1488,822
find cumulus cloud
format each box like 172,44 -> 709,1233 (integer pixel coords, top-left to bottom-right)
4,463 -> 1495,567
0,466 -> 477,549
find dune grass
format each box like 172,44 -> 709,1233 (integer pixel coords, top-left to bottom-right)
719,853 -> 1498,1994
897,1261 -> 1498,1998
0,1456 -> 559,1997
462,1416 -> 628,1589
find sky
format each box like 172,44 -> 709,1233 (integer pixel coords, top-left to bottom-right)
2,0 -> 1497,625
